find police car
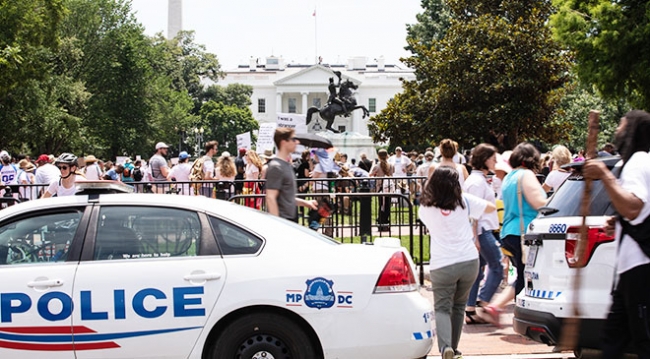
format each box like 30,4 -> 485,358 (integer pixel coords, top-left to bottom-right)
513,157 -> 621,357
0,194 -> 433,359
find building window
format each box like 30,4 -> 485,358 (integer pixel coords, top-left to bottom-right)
288,98 -> 297,113
369,98 -> 377,113
257,98 -> 266,113
338,126 -> 346,133
312,98 -> 321,108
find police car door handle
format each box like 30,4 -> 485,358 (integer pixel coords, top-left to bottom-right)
27,279 -> 64,288
184,272 -> 222,281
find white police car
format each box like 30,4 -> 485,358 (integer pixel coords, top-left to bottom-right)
0,194 -> 433,359
514,157 -> 621,357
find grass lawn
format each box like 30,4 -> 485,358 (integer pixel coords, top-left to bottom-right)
336,234 -> 431,264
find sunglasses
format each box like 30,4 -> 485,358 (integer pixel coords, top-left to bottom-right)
290,137 -> 299,142
57,165 -> 70,171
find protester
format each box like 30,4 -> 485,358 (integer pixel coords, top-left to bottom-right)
464,144 -> 503,324
265,127 -> 317,221
370,149 -> 394,231
132,160 -> 144,182
416,150 -> 436,188
43,153 -> 79,198
83,155 -> 102,180
296,150 -> 312,194
149,142 -> 170,182
244,150 -> 264,208
493,152 -> 512,200
542,145 -> 572,193
198,141 -> 218,197
479,143 -> 547,327
235,148 -> 247,194
17,159 -> 37,200
0,151 -> 19,186
430,139 -> 469,189
389,146 -> 412,177
121,159 -> 135,183
598,143 -> 616,157
35,154 -> 61,189
419,166 -> 495,359
214,151 -> 236,199
358,153 -> 373,172
103,164 -> 124,181
583,110 -> 650,358
168,151 -> 192,194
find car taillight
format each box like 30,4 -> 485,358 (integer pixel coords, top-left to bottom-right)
565,226 -> 615,268
374,252 -> 418,293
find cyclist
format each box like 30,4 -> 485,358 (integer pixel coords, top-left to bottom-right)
43,153 -> 79,198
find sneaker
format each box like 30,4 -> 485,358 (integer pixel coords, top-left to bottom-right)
442,346 -> 454,359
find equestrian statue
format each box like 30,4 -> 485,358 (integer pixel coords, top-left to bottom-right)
306,71 -> 370,133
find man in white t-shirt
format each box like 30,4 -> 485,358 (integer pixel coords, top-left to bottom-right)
583,110 -> 650,359
169,151 -> 193,195
35,154 -> 61,186
199,141 -> 218,197
389,147 -> 412,177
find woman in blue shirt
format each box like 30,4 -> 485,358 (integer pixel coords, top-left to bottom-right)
479,143 -> 547,327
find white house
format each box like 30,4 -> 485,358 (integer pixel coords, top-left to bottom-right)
213,56 -> 415,137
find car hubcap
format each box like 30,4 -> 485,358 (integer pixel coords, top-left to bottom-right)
237,334 -> 290,359
252,351 -> 275,359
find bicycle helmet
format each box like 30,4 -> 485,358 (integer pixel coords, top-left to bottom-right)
55,153 -> 78,167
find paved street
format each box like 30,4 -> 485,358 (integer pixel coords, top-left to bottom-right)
419,286 -> 575,358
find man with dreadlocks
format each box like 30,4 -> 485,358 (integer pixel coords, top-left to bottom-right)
43,153 -> 79,198
584,110 -> 650,358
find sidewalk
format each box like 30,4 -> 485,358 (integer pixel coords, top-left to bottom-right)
419,286 -> 573,357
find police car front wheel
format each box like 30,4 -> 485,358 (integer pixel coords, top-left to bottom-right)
209,312 -> 318,359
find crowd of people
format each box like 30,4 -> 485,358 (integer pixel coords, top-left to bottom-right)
1,113 -> 648,358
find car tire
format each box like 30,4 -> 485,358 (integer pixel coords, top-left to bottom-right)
209,312 -> 318,359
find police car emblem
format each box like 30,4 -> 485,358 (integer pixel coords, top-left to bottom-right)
304,277 -> 335,309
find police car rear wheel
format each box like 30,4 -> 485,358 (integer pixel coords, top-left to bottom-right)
210,312 -> 317,359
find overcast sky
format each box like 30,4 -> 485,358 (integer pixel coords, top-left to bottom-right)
130,0 -> 423,69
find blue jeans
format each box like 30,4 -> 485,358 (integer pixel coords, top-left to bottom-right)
467,229 -> 504,306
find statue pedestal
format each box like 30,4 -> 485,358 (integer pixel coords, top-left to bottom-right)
315,131 -> 377,162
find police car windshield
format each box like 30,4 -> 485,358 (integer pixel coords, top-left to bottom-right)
544,177 -> 615,218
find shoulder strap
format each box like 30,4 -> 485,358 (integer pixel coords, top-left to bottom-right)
517,171 -> 525,235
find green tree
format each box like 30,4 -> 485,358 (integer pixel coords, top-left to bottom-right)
551,0 -> 650,109
405,0 -> 452,52
0,0 -> 66,153
371,0 -> 571,150
198,101 -> 258,155
552,80 -> 628,151
201,83 -> 253,109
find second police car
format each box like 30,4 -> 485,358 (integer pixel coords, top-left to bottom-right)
0,193 -> 433,359
513,157 -> 623,358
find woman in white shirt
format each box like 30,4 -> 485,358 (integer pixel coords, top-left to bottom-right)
168,151 -> 192,195
419,166 -> 496,359
244,150 -> 264,208
542,145 -> 572,193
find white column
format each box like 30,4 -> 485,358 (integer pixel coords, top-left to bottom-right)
352,92 -> 361,134
167,0 -> 182,39
301,92 -> 309,114
276,92 -> 283,114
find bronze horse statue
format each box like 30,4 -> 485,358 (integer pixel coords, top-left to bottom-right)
306,80 -> 370,133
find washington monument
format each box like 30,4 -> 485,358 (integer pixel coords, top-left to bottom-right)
168,0 -> 182,39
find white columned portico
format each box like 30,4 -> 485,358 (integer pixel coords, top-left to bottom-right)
301,92 -> 309,114
352,92 -> 361,134
276,92 -> 283,113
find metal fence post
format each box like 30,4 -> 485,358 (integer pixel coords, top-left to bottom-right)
359,180 -> 371,243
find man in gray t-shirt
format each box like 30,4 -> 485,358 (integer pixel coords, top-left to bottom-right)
265,128 -> 317,222
149,142 -> 170,181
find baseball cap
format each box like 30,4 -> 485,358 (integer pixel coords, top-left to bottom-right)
425,151 -> 434,158
155,142 -> 169,150
178,151 -> 190,160
37,154 -> 50,163
238,148 -> 247,155
0,150 -> 9,161
395,147 -> 403,152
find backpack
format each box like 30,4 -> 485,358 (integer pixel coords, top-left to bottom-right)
189,157 -> 207,195
133,167 -> 143,182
